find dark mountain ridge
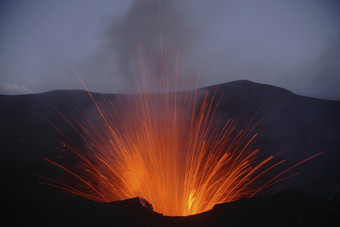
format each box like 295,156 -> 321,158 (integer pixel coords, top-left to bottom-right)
1,80 -> 340,226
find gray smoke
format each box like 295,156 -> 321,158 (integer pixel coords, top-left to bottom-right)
80,0 -> 340,97
84,0 -> 199,93
1,0 -> 340,99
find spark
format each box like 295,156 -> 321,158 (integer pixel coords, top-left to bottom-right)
38,37 -> 322,216
39,82 -> 322,216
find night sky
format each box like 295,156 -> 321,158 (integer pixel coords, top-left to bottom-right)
1,0 -> 340,99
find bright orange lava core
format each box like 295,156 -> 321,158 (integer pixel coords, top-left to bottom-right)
41,87 -> 283,216
40,46 -> 322,216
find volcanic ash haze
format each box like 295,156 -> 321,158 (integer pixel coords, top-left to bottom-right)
84,0 -> 199,93
1,0 -> 340,99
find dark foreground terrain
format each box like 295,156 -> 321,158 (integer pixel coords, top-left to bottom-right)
1,80 -> 340,226
5,188 -> 340,226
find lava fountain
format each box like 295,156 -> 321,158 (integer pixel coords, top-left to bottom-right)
40,75 -> 321,216
41,89 -> 264,216
39,38 -> 322,216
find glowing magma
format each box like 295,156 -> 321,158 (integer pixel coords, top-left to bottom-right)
40,44 -> 322,216
41,86 -> 289,216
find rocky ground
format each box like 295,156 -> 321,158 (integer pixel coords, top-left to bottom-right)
2,80 -> 340,226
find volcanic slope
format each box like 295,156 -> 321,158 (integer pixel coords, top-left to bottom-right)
1,80 -> 340,226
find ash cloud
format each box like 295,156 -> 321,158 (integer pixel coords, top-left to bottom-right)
77,0 -> 340,98
84,0 -> 199,92
1,0 -> 340,99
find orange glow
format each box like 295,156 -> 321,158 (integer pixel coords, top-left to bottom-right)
39,44 -> 322,216
40,83 -> 323,216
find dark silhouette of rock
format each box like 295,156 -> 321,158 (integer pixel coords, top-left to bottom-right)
1,80 -> 340,226
3,188 -> 340,226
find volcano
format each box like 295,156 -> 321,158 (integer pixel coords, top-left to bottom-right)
2,80 -> 340,226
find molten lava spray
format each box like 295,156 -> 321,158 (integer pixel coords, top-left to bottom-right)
40,43 -> 322,216
42,86 -> 287,216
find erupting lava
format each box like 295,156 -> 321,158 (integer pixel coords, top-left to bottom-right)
39,41 -> 322,216
42,88 -> 274,216
40,77 -> 321,216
